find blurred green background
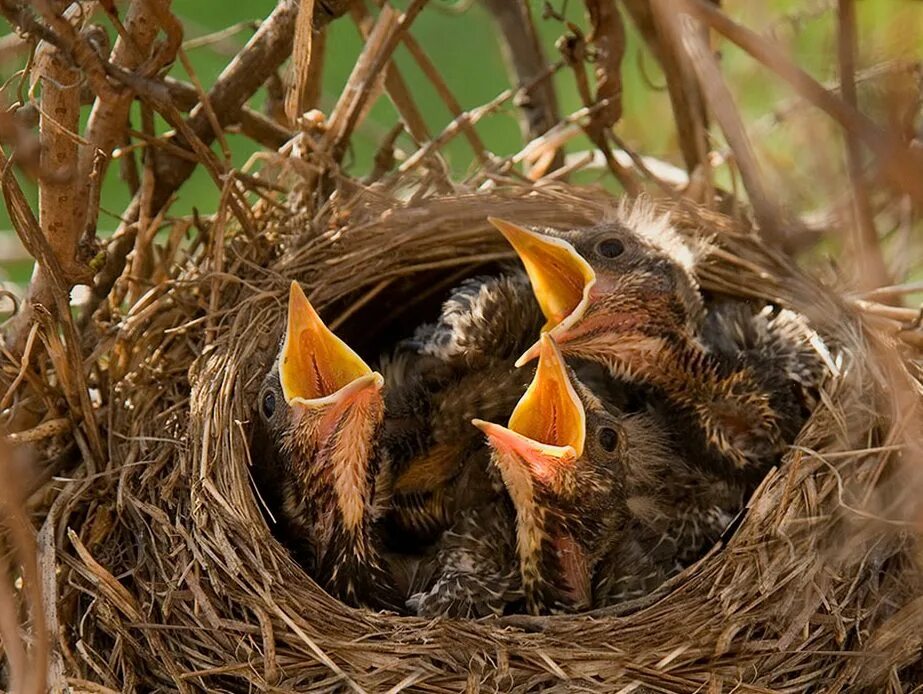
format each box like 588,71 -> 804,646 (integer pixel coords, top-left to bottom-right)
1,0 -> 922,285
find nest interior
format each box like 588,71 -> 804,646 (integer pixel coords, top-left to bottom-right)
31,181 -> 921,692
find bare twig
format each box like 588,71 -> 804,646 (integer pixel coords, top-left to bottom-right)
81,0 -> 303,322
585,0 -> 625,131
0,149 -> 104,464
325,1 -> 429,164
623,0 -> 709,173
557,22 -> 639,193
673,11 -> 803,252
314,0 -> 355,27
33,33 -> 84,283
285,0 -> 317,125
350,3 -> 431,146
149,0 -> 299,211
76,0 -> 176,223
2,20 -> 85,357
837,0 -> 890,293
0,441 -> 48,694
165,77 -> 292,149
482,0 -> 561,160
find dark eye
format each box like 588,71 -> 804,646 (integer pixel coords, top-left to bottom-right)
597,426 -> 619,452
595,237 -> 625,258
261,390 -> 276,420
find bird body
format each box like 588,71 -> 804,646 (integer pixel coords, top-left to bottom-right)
380,273 -> 543,546
406,500 -> 521,618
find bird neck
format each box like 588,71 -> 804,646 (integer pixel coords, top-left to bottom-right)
284,400 -> 396,605
629,335 -> 784,471
314,516 -> 397,609
516,502 -> 592,614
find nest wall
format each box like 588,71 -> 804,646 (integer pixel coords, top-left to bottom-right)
41,182 -> 923,692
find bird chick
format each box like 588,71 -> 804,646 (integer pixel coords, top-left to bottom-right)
491,203 -> 823,478
473,334 -> 641,614
257,282 -> 398,609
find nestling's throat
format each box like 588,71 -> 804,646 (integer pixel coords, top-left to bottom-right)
616,337 -> 785,470
286,393 -> 385,565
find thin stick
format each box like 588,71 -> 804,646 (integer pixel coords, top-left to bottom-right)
673,11 -> 795,251
482,0 -> 560,164
285,0 -> 317,125
350,4 -> 431,146
837,0 -> 890,293
397,29 -> 488,161
623,0 -> 709,175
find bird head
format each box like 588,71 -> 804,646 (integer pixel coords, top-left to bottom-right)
259,282 -> 386,587
490,207 -> 704,369
473,334 -> 630,614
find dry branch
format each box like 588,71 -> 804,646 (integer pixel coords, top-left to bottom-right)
672,10 -> 802,251
165,78 -> 293,149
2,14 -> 85,357
388,12 -> 487,162
678,0 -> 923,209
351,3 -> 431,146
837,0 -> 890,293
148,0 -> 299,211
284,0 -> 317,125
482,0 -> 561,163
623,0 -> 709,173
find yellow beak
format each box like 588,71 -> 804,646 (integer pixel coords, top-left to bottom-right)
280,281 -> 383,406
472,334 -> 585,484
489,217 -> 596,366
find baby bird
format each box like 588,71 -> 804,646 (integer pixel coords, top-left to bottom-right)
480,334 -> 741,613
256,282 -> 399,609
381,273 -> 543,546
491,202 -> 823,479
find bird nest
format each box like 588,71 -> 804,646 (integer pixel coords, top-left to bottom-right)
29,177 -> 922,691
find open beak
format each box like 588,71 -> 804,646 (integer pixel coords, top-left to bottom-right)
489,217 -> 595,366
280,281 -> 384,408
472,334 -> 585,485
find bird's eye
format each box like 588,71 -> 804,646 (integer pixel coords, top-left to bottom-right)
595,237 -> 625,259
597,426 -> 619,452
261,390 -> 276,420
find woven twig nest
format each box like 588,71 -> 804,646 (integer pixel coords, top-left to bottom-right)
43,179 -> 921,692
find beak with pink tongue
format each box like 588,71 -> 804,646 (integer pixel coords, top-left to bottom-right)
488,217 -> 596,367
280,281 -> 384,415
472,333 -> 585,489
279,282 -> 384,540
473,334 -> 591,611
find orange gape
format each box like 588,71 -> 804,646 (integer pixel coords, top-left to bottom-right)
473,333 -> 585,488
489,218 -> 596,334
280,281 -> 375,403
